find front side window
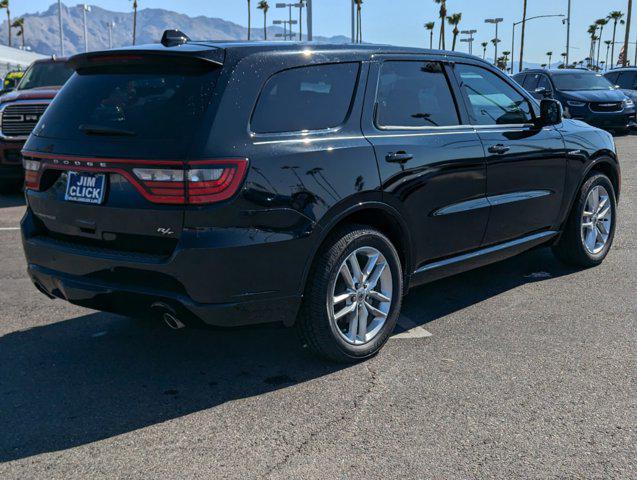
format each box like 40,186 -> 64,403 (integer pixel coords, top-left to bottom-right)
537,75 -> 553,93
375,61 -> 459,128
251,63 -> 359,134
456,64 -> 533,125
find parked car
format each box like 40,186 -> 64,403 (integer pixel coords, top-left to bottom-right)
604,67 -> 637,104
512,68 -> 636,134
0,57 -> 72,192
1,69 -> 24,94
22,31 -> 620,362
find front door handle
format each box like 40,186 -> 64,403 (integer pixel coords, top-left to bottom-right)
488,144 -> 511,155
385,151 -> 414,164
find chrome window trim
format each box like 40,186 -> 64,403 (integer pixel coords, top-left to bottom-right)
413,230 -> 558,274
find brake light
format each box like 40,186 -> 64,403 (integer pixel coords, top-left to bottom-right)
132,159 -> 248,205
23,158 -> 41,189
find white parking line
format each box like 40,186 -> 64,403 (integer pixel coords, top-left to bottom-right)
0,227 -> 19,231
392,314 -> 433,340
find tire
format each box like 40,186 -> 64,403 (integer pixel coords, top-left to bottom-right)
552,173 -> 617,267
298,225 -> 403,363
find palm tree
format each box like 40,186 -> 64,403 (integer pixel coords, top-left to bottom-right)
481,41 -> 488,60
501,50 -> 511,71
518,0 -> 528,71
560,52 -> 568,68
546,51 -> 553,68
130,0 -> 138,45
604,40 -> 612,70
541,63 -> 547,68
434,0 -> 447,49
608,11 -> 625,68
257,0 -> 269,40
595,18 -> 608,67
623,0 -> 632,67
424,21 -> 435,49
447,13 -> 462,51
247,0 -> 251,40
10,16 -> 22,48
0,0 -> 11,47
587,24 -> 598,64
355,0 -> 363,43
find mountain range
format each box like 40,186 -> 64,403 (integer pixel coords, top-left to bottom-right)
0,3 -> 349,57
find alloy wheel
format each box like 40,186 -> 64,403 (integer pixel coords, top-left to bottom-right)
581,185 -> 613,255
328,246 -> 393,345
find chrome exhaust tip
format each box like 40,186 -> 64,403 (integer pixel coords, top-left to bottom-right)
162,312 -> 186,330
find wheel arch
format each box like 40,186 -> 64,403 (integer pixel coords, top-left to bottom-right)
299,201 -> 414,299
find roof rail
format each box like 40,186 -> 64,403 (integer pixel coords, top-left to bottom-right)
161,29 -> 190,47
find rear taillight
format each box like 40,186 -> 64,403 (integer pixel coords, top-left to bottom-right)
132,159 -> 248,205
23,158 -> 41,190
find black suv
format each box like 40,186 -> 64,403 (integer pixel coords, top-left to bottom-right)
22,32 -> 620,362
513,68 -> 636,133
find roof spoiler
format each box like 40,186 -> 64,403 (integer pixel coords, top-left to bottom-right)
161,29 -> 190,47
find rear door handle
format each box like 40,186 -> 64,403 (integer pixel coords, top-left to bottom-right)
488,144 -> 511,155
385,151 -> 414,164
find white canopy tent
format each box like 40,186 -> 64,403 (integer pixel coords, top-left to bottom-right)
0,45 -> 46,78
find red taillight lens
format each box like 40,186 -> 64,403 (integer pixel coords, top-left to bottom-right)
132,159 -> 248,205
23,158 -> 41,190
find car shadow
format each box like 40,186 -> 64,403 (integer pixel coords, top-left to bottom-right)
0,247 -> 579,462
0,192 -> 25,208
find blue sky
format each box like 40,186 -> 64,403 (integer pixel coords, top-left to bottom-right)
15,0 -> 637,64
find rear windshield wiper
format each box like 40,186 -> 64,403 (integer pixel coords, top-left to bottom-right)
79,124 -> 137,137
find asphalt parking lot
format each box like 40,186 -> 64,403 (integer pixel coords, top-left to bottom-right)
1,137 -> 636,479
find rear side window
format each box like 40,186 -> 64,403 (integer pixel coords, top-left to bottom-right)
522,73 -> 540,90
616,71 -> 637,89
375,61 -> 459,128
251,63 -> 359,134
455,64 -> 533,125
34,63 -> 219,143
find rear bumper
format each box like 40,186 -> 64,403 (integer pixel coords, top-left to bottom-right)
27,263 -> 301,327
21,209 -> 310,327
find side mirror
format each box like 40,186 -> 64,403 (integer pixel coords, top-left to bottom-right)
535,87 -> 553,98
538,98 -> 563,126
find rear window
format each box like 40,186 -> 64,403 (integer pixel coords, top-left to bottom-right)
34,63 -> 219,142
18,61 -> 73,90
251,63 -> 359,134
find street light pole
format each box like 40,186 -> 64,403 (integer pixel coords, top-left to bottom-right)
306,0 -> 312,41
351,0 -> 355,43
82,4 -> 91,53
565,0 -> 571,66
485,18 -> 503,66
510,14 -> 565,74
460,29 -> 477,55
58,0 -> 64,56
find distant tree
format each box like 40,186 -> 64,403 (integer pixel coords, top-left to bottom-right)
434,0 -> 447,49
424,21 -> 435,49
481,41 -> 488,60
447,13 -> 462,51
595,18 -> 608,67
130,0 -> 138,45
0,0 -> 11,47
607,11 -> 625,67
11,16 -> 22,48
257,0 -> 269,40
546,51 -> 553,68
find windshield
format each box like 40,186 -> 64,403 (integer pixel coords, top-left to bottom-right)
17,61 -> 73,90
552,72 -> 615,91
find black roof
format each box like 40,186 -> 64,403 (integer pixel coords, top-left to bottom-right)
519,68 -> 598,75
71,39 -> 481,66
